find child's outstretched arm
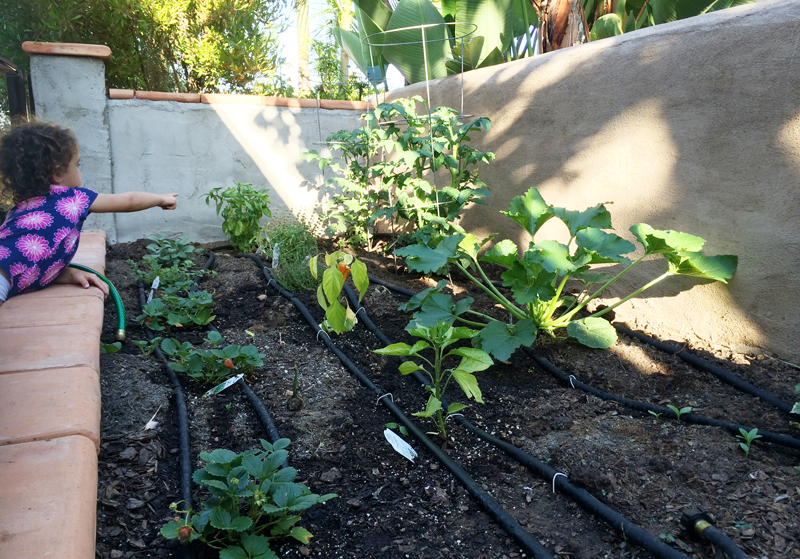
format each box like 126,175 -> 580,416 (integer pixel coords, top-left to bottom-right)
89,192 -> 178,213
55,266 -> 110,298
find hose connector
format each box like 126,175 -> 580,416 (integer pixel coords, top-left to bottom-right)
115,328 -> 127,342
680,507 -> 714,539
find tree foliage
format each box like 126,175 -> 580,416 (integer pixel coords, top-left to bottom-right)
0,0 -> 289,95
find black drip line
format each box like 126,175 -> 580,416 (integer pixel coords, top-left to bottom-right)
236,254 -> 555,559
341,285 -> 693,559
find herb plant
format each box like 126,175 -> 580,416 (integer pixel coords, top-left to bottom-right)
145,235 -> 199,267
395,187 -> 738,359
736,428 -> 762,458
374,320 -> 493,438
204,181 -> 272,253
308,251 -> 368,334
258,214 -> 319,292
160,331 -> 265,384
161,439 -> 336,557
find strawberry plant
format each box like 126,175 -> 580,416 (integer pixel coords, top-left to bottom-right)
308,251 -> 368,334
374,320 -> 492,438
395,187 -> 738,359
160,331 -> 265,384
161,439 -> 336,557
135,284 -> 216,331
145,235 -> 199,267
204,181 -> 272,253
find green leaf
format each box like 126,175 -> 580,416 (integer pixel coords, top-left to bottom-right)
589,13 -> 624,40
552,203 -> 612,237
382,0 -> 450,84
160,521 -> 181,539
665,252 -> 738,283
527,240 -> 592,275
501,187 -> 553,237
206,449 -> 238,464
209,509 -> 253,532
219,547 -> 249,559
791,402 -> 800,414
455,0 -> 514,66
241,534 -> 278,559
399,361 -> 423,375
289,526 -> 315,545
476,319 -> 537,361
480,239 -> 518,268
566,317 -> 617,348
374,342 -> 414,356
413,395 -> 442,417
630,223 -> 706,255
451,369 -> 484,403
395,234 -> 464,273
448,347 -> 493,372
447,402 -> 467,414
398,280 -> 448,311
350,258 -> 369,302
576,227 -> 635,265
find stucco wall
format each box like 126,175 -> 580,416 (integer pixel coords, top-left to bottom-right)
107,100 -> 361,243
384,0 -> 800,360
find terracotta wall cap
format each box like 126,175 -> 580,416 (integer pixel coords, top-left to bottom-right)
200,93 -> 266,105
21,41 -> 112,62
134,91 -> 200,103
318,99 -> 370,111
108,89 -> 134,100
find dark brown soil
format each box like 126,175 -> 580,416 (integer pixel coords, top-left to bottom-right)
96,239 -> 800,559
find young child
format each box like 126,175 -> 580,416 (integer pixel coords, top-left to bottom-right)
0,121 -> 178,305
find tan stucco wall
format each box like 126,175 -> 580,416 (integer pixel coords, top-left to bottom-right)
384,0 -> 800,361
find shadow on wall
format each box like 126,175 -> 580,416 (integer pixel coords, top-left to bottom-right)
111,101 -> 356,243
386,0 -> 800,356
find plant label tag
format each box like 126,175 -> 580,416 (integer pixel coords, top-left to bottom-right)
383,428 -> 418,463
147,276 -> 160,304
272,243 -> 280,269
203,374 -> 244,398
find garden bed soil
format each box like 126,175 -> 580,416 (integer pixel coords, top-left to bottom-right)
96,239 -> 800,559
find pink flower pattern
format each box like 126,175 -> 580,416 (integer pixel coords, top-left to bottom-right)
9,262 -> 27,276
40,260 -> 65,286
16,211 -> 54,230
15,234 -> 50,262
55,190 -> 90,224
17,196 -> 46,211
0,186 -> 97,299
17,265 -> 40,291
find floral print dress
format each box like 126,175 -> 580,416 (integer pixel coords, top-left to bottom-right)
0,185 -> 98,299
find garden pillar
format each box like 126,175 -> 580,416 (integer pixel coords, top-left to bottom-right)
22,42 -> 117,243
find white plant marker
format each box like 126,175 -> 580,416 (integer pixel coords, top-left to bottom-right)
203,374 -> 244,398
383,428 -> 418,463
147,276 -> 160,304
143,404 -> 162,430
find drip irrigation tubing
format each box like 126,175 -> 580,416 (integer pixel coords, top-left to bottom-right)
362,276 -> 800,450
341,284 -> 695,559
614,324 -> 799,419
137,280 -> 194,559
69,263 -> 126,341
195,251 -> 282,445
529,351 -> 800,450
237,254 -> 556,559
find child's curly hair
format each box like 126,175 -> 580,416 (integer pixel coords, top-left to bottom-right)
0,121 -> 78,206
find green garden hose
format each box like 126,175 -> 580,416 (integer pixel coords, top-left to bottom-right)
68,263 -> 126,341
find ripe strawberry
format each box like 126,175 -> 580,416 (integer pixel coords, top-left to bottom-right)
223,358 -> 235,369
178,526 -> 193,542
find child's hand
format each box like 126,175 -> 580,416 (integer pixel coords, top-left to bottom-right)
160,193 -> 179,210
57,267 -> 109,298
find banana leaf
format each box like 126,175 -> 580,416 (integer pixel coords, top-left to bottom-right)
455,0 -> 515,66
382,0 -> 451,84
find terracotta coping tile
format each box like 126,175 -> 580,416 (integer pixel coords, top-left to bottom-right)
22,41 -> 112,62
200,93 -> 267,105
0,289 -> 103,329
135,91 -> 201,103
0,366 -> 101,451
109,88 -> 135,99
0,436 -> 98,559
318,99 -> 371,111
0,325 -> 101,375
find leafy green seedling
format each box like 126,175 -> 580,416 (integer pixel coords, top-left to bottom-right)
132,338 -> 163,357
309,251 -> 368,334
385,422 -> 408,436
736,428 -> 762,458
100,342 -> 122,353
648,410 -> 662,419
666,405 -> 692,422
374,320 -> 493,438
659,534 -> 675,544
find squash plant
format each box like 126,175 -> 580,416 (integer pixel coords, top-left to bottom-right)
396,187 -> 738,360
